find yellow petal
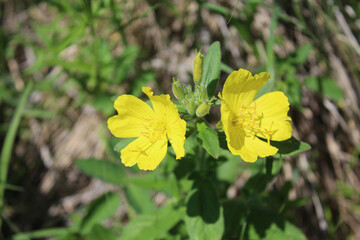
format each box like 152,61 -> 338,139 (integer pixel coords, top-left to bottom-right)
222,69 -> 269,111
148,94 -> 173,117
221,96 -> 239,153
220,98 -> 244,152
108,95 -> 155,138
167,118 -> 186,159
120,135 -> 168,170
219,98 -> 229,128
142,86 -> 154,97
138,136 -> 168,170
224,124 -> 278,162
226,125 -> 246,155
143,87 -> 186,159
241,136 -> 278,162
254,91 -> 292,141
119,138 -> 145,167
143,87 -> 178,123
221,99 -> 278,162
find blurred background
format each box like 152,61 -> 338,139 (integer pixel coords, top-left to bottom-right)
1,0 -> 359,239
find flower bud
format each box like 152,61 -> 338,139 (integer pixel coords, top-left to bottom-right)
172,78 -> 185,100
196,101 -> 211,117
195,85 -> 208,102
183,85 -> 193,99
185,98 -> 197,116
193,50 -> 203,84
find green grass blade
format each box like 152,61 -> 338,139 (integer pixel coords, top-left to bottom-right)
0,80 -> 34,229
256,6 -> 279,98
11,228 -> 69,240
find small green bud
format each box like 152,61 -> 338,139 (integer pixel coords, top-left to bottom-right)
184,85 -> 193,98
195,85 -> 208,102
193,50 -> 203,84
172,78 -> 185,100
185,98 -> 197,116
195,101 -> 211,117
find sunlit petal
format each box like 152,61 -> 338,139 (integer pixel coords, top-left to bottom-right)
226,123 -> 246,155
143,86 -> 187,160
136,135 -> 168,170
108,95 -> 155,138
222,69 -> 269,110
240,137 -> 278,162
167,118 -> 186,159
254,91 -> 292,141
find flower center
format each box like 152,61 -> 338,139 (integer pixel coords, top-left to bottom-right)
142,119 -> 167,143
231,103 -> 279,145
231,103 -> 262,136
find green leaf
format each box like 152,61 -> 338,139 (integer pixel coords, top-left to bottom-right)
185,177 -> 224,240
222,199 -> 247,238
124,184 -> 156,214
304,76 -> 344,101
268,158 -> 284,176
131,71 -> 155,97
200,2 -> 231,16
271,137 -> 311,158
216,149 -> 241,183
336,180 -> 358,199
120,204 -> 185,240
92,94 -> 115,116
11,228 -> 69,240
183,132 -> 198,156
293,43 -> 313,64
196,121 -> 220,158
116,45 -> 139,83
186,178 -> 221,223
173,101 -> 188,114
80,192 -> 121,233
200,41 -> 221,96
87,224 -> 117,240
126,172 -> 168,190
185,207 -> 224,240
75,158 -> 125,186
114,138 -> 136,153
51,233 -> 79,240
168,173 -> 180,199
247,206 -> 306,240
51,23 -> 86,55
44,58 -> 92,74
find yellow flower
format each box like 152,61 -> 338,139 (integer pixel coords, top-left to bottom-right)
219,69 -> 292,162
107,87 -> 186,170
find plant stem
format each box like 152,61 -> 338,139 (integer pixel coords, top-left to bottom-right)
239,218 -> 247,240
265,156 -> 274,180
0,80 -> 33,229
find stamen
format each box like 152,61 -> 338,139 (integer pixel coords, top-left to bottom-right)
130,146 -> 148,157
231,102 -> 266,138
141,119 -> 167,143
264,121 -> 277,146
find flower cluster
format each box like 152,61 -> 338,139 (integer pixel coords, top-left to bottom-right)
171,50 -> 212,117
108,59 -> 292,170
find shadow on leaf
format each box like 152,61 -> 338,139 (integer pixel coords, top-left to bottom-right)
269,137 -> 311,157
246,206 -> 285,239
186,177 -> 220,223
